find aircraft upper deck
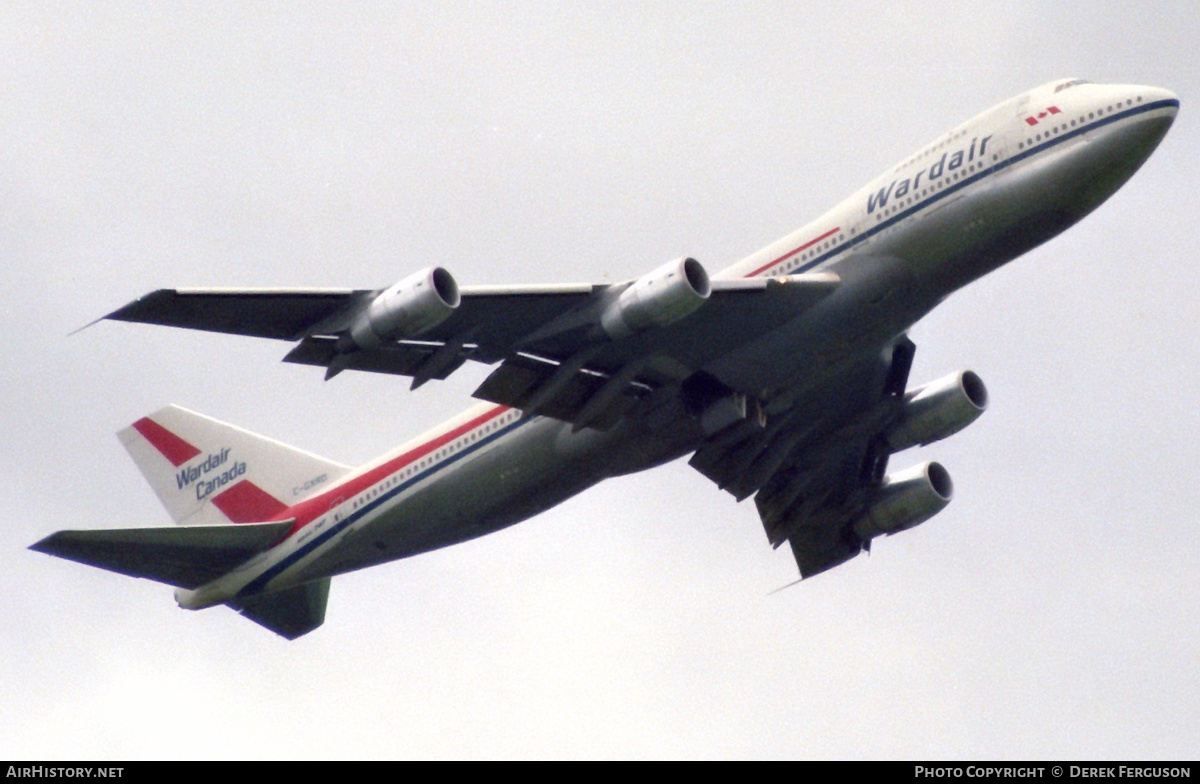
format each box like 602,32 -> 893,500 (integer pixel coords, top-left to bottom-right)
719,80 -> 1179,281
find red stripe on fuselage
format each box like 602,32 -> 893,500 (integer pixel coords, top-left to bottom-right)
131,417 -> 201,467
745,227 -> 840,278
278,405 -> 513,537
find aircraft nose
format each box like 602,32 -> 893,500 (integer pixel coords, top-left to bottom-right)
1133,86 -> 1180,122
1089,85 -> 1179,166
1127,86 -> 1179,151
1140,86 -> 1180,110
1123,84 -> 1175,111
1072,84 -> 1179,199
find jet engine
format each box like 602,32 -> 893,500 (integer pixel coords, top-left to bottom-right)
600,257 -> 711,339
852,461 -> 953,540
884,370 -> 988,453
346,267 -> 461,350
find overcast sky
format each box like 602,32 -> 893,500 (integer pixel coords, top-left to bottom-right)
4,2 -> 1198,760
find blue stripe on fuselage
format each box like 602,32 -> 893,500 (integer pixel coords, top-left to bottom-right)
241,98 -> 1179,597
755,98 -> 1179,278
236,414 -> 529,598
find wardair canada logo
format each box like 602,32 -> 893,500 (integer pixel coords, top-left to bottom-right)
175,448 -> 248,500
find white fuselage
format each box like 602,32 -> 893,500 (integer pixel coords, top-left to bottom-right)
176,80 -> 1178,610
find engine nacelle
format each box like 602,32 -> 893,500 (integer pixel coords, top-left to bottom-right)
347,267 -> 460,349
884,370 -> 988,453
852,461 -> 953,540
600,257 -> 711,339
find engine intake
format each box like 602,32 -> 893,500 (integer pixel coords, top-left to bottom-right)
885,370 -> 988,453
852,461 -> 953,540
347,267 -> 460,349
600,257 -> 711,339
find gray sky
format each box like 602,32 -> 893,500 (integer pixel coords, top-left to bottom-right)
4,2 -> 1198,759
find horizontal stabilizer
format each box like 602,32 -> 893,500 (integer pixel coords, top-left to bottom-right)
232,578 -> 331,640
30,520 -> 294,589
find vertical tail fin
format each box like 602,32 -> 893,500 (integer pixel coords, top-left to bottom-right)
120,405 -> 350,526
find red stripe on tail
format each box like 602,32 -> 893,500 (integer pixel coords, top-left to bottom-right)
212,480 -> 289,524
132,417 -> 201,467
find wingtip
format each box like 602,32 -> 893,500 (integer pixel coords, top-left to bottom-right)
67,317 -> 105,337
28,532 -> 63,555
73,289 -> 173,336
766,577 -> 804,596
72,297 -> 149,335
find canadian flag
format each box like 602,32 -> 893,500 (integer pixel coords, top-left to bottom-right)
1024,105 -> 1063,126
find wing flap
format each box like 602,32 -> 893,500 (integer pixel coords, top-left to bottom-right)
788,525 -> 864,579
30,520 -> 294,589
498,273 -> 841,375
282,336 -> 456,379
687,339 -> 920,578
471,353 -> 641,429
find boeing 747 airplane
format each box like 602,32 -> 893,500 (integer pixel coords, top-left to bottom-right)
34,79 -> 1178,638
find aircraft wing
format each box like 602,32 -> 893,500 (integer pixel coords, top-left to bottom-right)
30,520 -> 294,589
689,337 -> 917,578
103,284 -> 599,346
106,273 -> 840,429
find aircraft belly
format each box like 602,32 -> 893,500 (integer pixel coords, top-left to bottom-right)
291,417 -> 627,580
294,107 -> 1179,587
702,255 -> 935,397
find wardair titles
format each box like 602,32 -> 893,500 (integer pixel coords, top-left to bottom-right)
174,448 -> 247,501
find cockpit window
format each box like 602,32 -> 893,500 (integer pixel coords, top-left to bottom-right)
1054,79 -> 1090,93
